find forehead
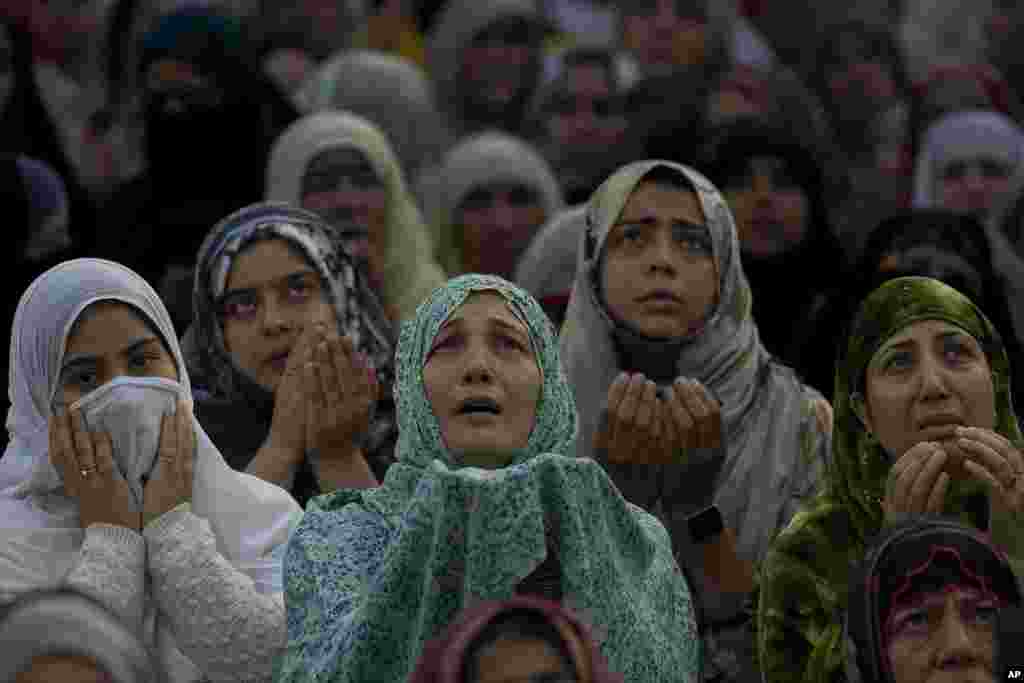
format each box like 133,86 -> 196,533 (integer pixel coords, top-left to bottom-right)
443,291 -> 527,329
882,319 -> 974,346
618,180 -> 705,222
226,238 -> 313,289
66,301 -> 155,352
304,146 -> 374,175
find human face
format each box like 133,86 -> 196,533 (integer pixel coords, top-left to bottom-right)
546,63 -> 624,150
460,19 -> 539,112
422,292 -> 542,465
471,635 -> 577,683
601,180 -> 718,339
723,156 -> 809,259
863,320 -> 996,469
622,0 -> 708,76
219,239 -> 337,392
301,146 -> 388,288
938,158 -> 1013,223
56,302 -> 179,410
886,586 -> 999,683
15,654 -> 113,683
457,182 -> 548,279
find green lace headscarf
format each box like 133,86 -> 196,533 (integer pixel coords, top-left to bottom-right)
277,274 -> 700,683
757,276 -> 1024,683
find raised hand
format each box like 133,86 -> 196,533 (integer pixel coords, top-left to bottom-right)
595,373 -> 666,464
663,377 -> 723,458
143,400 -> 196,527
882,441 -> 950,525
304,332 -> 379,458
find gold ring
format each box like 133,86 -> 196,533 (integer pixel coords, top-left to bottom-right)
80,467 -> 95,478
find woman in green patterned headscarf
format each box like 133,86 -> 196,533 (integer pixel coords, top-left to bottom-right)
757,276 -> 1024,683
275,274 -> 700,683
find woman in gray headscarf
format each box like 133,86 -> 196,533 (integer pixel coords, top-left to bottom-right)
298,49 -> 453,178
559,159 -> 831,683
422,130 -> 564,281
0,590 -> 160,683
426,0 -> 550,138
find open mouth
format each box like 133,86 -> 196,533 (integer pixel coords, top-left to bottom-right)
267,350 -> 291,370
458,397 -> 502,416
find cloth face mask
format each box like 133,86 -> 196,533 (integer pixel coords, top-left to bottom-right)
69,377 -> 192,508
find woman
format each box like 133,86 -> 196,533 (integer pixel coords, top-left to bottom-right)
558,160 -> 831,682
408,596 -> 624,683
184,202 -> 397,507
0,590 -> 160,683
700,117 -> 846,366
297,49 -> 453,179
424,131 -> 564,280
265,112 -> 448,322
0,258 -> 303,683
276,274 -> 701,683
844,518 -> 1022,683
758,276 -> 1024,683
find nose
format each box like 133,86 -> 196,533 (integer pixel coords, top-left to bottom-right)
647,229 -> 678,274
653,0 -> 680,31
260,295 -> 291,335
917,353 -> 952,401
933,608 -> 981,671
460,342 -> 495,385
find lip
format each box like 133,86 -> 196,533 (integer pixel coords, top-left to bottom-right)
266,350 -> 291,370
456,396 -> 503,417
917,414 -> 963,430
638,290 -> 683,305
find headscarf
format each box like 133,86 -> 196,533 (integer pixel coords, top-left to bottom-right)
844,518 -> 1022,683
0,258 -> 302,675
183,202 -> 398,494
0,590 -> 161,683
408,596 -> 624,683
700,117 -> 846,365
513,205 -> 586,328
559,160 -> 830,576
426,0 -> 549,136
423,131 -> 564,276
757,276 -> 1024,683
265,112 -> 448,322
297,49 -> 453,178
276,274 -> 701,683
911,109 -> 1024,212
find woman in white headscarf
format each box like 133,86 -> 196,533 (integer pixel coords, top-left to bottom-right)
297,49 -> 454,178
265,111 -> 447,322
912,108 -> 1024,352
0,258 -> 303,683
421,130 -> 564,280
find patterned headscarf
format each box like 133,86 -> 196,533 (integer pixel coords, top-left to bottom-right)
758,277 -> 1024,683
276,274 -> 701,683
184,201 -> 396,457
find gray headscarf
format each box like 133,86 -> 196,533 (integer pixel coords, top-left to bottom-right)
297,49 -> 453,177
559,160 -> 831,619
0,590 -> 161,683
513,204 -> 585,324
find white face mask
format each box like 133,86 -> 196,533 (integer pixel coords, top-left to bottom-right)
68,377 -> 191,507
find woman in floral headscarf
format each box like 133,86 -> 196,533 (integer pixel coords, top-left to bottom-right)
758,277 -> 1024,683
276,274 -> 700,683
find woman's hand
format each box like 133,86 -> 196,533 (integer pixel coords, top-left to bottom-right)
956,426 -> 1024,516
143,400 -> 196,528
663,378 -> 723,457
882,441 -> 950,525
50,409 -> 141,531
266,323 -> 323,457
304,332 -> 379,460
595,373 -> 668,464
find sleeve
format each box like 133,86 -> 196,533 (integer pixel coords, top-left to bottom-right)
62,524 -> 146,631
777,392 -> 832,533
143,503 -> 288,683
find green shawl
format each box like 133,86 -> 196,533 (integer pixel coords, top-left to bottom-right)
275,274 -> 700,683
756,276 -> 1024,683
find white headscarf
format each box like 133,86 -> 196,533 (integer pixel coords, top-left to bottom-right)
0,259 -> 302,656
265,111 -> 447,321
513,204 -> 585,309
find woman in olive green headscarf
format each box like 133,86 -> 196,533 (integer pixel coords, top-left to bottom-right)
757,276 -> 1024,683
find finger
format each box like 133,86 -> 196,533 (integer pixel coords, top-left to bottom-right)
71,410 -> 97,472
634,380 -> 657,431
964,458 -> 1003,493
909,448 -> 947,514
615,374 -> 644,433
680,380 -> 711,450
178,402 -> 194,494
692,381 -> 723,450
925,471 -> 950,514
667,380 -> 696,451
957,436 -> 1014,488
317,340 -> 342,408
887,444 -> 929,496
891,444 -> 934,504
958,427 -> 1023,477
50,414 -> 78,494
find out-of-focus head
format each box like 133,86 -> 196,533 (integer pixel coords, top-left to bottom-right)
617,0 -> 729,79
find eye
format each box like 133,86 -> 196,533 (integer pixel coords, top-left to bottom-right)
496,333 -> 527,352
892,609 -> 931,635
673,226 -> 712,254
286,279 -> 315,301
220,293 -> 258,320
942,160 -> 968,181
62,366 -> 98,390
967,603 -> 1001,625
619,224 -> 646,244
980,159 -> 1010,179
883,350 -> 914,372
942,338 -> 975,364
128,352 -> 162,370
429,332 -> 460,355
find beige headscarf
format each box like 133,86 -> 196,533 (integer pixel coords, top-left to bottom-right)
265,111 -> 447,322
419,130 -> 564,277
296,49 -> 454,178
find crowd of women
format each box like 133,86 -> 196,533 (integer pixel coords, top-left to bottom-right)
3,0 -> 1024,681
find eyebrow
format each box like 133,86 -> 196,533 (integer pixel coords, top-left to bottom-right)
219,269 -> 318,302
438,316 -> 530,338
61,336 -> 162,370
612,215 -> 706,231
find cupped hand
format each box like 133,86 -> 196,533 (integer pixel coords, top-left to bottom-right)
955,426 -> 1024,517
143,400 -> 196,528
266,323 -> 323,456
50,409 -> 140,532
595,373 -> 667,464
663,377 -> 722,458
882,441 -> 950,525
